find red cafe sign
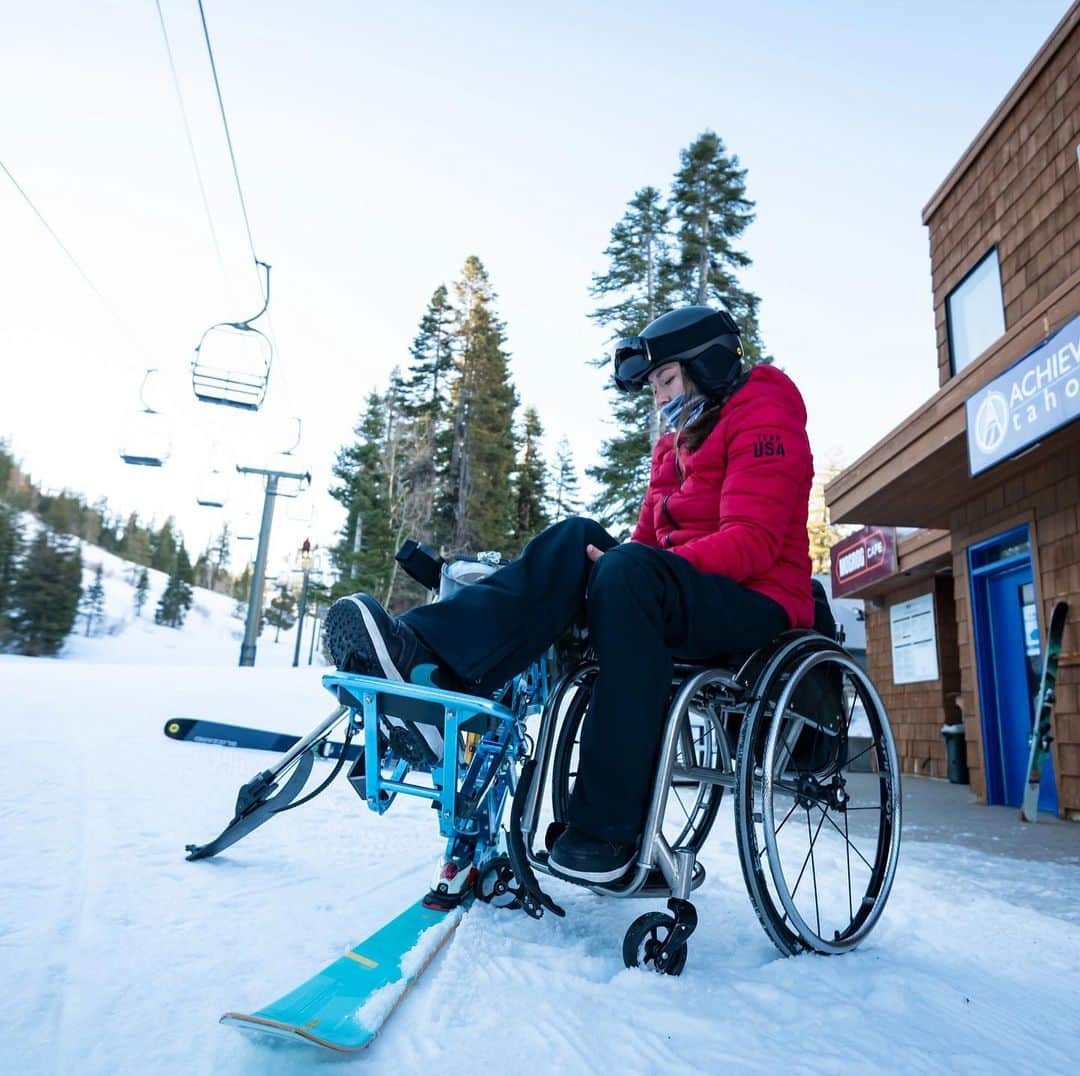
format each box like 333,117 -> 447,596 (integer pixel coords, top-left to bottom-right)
830,526 -> 897,598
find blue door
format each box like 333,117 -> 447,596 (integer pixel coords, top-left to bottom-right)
969,528 -> 1058,812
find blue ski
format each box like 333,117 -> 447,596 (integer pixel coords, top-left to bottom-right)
221,898 -> 468,1052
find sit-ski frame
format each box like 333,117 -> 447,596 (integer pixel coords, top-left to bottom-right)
322,669 -> 540,858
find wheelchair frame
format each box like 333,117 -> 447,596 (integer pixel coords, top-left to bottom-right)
314,626 -> 902,972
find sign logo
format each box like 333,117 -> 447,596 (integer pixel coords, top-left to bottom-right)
830,526 -> 898,598
753,433 -> 785,458
973,390 -> 1009,453
965,313 -> 1080,476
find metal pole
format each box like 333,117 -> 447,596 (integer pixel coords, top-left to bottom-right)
308,604 -> 319,665
292,567 -> 310,668
239,474 -> 278,666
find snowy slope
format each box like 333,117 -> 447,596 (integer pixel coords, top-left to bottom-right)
2,654 -> 1079,1076
64,537 -> 326,668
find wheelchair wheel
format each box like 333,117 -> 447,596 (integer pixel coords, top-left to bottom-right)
734,642 -> 901,956
550,674 -> 730,855
622,911 -> 688,975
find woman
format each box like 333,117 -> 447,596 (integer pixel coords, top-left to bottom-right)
325,305 -> 814,889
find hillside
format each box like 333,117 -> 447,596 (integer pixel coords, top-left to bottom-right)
63,533 -> 326,668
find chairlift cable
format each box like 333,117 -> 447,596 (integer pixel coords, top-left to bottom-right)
0,158 -> 114,312
153,0 -> 227,278
195,0 -> 266,302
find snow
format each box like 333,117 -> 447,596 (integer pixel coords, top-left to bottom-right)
353,908 -> 464,1033
65,538 -> 325,667
3,544 -> 1079,1074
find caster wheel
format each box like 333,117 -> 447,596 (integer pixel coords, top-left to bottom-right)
623,912 -> 688,975
475,855 -> 522,909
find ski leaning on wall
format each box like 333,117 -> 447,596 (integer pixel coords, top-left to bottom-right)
1020,600 -> 1068,823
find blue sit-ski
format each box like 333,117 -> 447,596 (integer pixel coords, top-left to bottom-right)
187,654 -> 559,1052
221,898 -> 469,1052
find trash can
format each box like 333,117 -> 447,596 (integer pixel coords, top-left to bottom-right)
941,723 -> 969,784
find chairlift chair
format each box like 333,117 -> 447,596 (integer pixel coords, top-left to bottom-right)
195,443 -> 230,508
191,261 -> 273,411
196,471 -> 228,509
286,490 -> 315,525
267,418 -> 308,498
234,506 -> 259,542
119,370 -> 171,467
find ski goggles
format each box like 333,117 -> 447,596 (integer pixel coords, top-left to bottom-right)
612,337 -> 655,392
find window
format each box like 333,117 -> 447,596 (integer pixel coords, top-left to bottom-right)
946,248 -> 1005,375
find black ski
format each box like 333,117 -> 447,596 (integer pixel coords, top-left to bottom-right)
164,718 -> 361,761
1020,600 -> 1068,822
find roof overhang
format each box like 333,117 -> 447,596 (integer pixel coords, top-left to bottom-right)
826,275 -> 1080,529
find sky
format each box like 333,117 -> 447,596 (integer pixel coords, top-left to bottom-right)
0,0 -> 1072,579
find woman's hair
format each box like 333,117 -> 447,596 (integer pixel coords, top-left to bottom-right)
673,367 -> 723,455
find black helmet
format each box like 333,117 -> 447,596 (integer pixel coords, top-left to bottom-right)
612,305 -> 743,398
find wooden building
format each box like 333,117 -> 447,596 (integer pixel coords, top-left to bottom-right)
825,4 -> 1080,818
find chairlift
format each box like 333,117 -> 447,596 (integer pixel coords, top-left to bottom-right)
264,418 -> 309,498
234,507 -> 259,542
195,444 -> 230,508
192,261 -> 273,411
286,489 -> 315,525
120,370 -> 171,467
272,468 -> 310,500
195,470 -> 229,509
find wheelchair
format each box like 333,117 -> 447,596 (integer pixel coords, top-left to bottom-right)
188,551 -> 901,976
527,622 -> 902,970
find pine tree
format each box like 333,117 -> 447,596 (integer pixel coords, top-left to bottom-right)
155,551 -> 193,629
380,367 -> 426,609
550,436 -> 582,522
8,530 -> 82,655
329,391 -> 395,598
377,287 -> 460,609
209,523 -> 230,591
436,256 -> 518,552
176,542 -> 195,587
176,546 -> 194,615
510,407 -> 550,552
591,186 -> 675,330
397,286 -> 459,543
133,567 -> 150,618
120,512 -> 152,567
587,187 -> 676,531
233,563 -> 252,603
150,518 -> 178,573
0,501 -> 22,648
265,582 -> 297,642
670,130 -> 770,365
81,563 -> 106,636
37,491 -> 84,538
402,284 -> 457,433
194,552 -> 211,590
0,439 -> 13,495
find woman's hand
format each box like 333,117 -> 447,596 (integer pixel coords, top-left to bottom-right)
586,544 -> 605,562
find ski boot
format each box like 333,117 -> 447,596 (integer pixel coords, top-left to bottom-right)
423,855 -> 478,911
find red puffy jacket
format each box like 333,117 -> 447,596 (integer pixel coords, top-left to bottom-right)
631,365 -> 814,629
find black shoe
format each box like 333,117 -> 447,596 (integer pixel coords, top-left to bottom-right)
548,826 -> 636,883
326,595 -> 468,766
325,594 -> 458,689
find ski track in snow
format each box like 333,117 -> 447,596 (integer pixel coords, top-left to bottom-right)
2,647 -> 1079,1075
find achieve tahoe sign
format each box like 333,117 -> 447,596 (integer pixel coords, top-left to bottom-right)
830,525 -> 897,598
965,312 -> 1080,476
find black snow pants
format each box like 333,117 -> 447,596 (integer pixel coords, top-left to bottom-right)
401,517 -> 789,842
